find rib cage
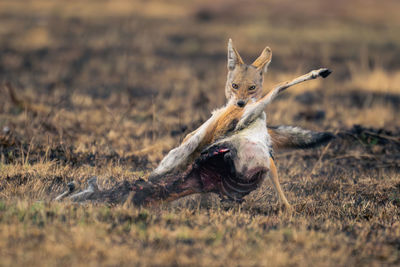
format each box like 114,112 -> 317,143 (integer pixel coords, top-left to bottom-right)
195,144 -> 266,202
56,143 -> 267,205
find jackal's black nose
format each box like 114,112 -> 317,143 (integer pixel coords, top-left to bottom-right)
237,100 -> 245,107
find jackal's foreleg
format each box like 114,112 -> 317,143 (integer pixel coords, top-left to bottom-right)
268,158 -> 291,209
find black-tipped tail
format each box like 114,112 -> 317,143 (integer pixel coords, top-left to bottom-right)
268,125 -> 335,150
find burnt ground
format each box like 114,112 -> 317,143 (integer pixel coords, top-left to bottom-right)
0,0 -> 400,266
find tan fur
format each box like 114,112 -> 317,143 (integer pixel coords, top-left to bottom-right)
153,39 -> 331,208
251,46 -> 272,71
176,41 -> 291,208
182,105 -> 245,164
269,157 -> 291,209
268,126 -> 334,150
225,40 -> 270,105
268,127 -> 288,150
185,40 -> 272,153
201,105 -> 244,145
182,105 -> 244,146
58,40 -> 330,210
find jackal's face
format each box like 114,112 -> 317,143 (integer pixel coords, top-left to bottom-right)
225,39 -> 272,107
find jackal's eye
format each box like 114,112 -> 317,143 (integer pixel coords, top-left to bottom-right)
232,83 -> 239,90
248,85 -> 256,90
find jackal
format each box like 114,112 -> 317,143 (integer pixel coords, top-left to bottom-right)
224,39 -> 333,151
57,39 -> 332,209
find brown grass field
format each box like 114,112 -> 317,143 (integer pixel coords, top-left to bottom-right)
0,0 -> 400,266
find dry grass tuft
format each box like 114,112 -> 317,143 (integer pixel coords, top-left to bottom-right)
0,0 -> 399,266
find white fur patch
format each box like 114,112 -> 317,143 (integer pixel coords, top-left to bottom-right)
153,108 -> 224,176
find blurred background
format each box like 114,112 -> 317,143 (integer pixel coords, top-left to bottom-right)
1,1 -> 400,266
0,0 -> 399,166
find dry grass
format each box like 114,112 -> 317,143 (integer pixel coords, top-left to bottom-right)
0,0 -> 400,266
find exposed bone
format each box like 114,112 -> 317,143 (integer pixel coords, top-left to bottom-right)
67,177 -> 99,202
55,182 -> 76,201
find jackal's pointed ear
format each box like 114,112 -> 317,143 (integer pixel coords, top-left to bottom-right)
252,46 -> 272,73
227,38 -> 244,70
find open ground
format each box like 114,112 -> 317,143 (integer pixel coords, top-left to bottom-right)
0,0 -> 400,266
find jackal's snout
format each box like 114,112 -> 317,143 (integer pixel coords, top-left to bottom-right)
237,100 -> 246,107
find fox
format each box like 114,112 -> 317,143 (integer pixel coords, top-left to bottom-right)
56,39 -> 332,209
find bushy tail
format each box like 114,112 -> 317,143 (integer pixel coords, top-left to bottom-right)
268,125 -> 335,150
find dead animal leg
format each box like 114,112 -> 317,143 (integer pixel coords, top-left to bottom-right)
268,158 -> 291,209
54,146 -> 236,206
55,172 -> 204,206
58,177 -> 100,202
55,182 -> 76,201
133,172 -> 203,206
